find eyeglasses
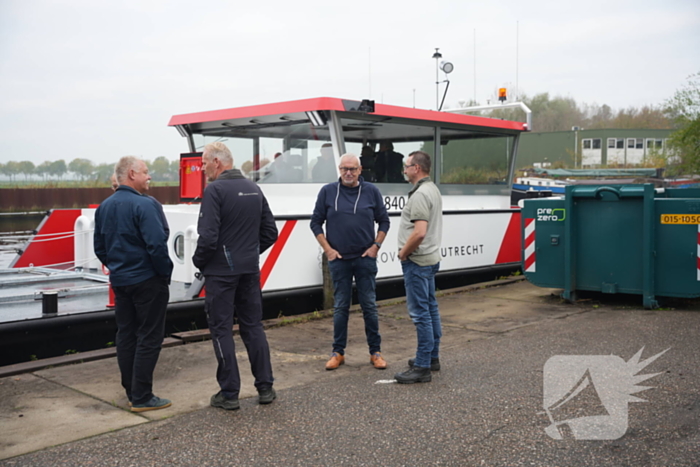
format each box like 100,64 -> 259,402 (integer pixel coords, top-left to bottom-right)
339,167 -> 359,173
403,163 -> 417,169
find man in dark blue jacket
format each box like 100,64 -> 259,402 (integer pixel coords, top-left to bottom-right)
310,154 -> 390,370
94,156 -> 173,413
193,142 -> 278,410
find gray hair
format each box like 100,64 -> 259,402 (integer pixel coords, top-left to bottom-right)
114,156 -> 142,183
339,153 -> 361,167
204,142 -> 233,167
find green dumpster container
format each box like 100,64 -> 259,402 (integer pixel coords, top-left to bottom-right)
522,184 -> 700,308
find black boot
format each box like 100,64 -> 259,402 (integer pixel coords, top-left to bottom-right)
408,358 -> 440,371
395,366 -> 432,384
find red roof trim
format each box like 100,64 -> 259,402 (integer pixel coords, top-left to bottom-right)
168,97 -> 527,132
168,97 -> 345,127
372,102 -> 526,131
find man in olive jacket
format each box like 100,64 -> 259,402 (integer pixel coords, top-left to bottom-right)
193,142 -> 278,410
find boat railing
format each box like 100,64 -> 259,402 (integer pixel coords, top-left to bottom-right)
444,101 -> 533,132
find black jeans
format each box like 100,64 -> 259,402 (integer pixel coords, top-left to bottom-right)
204,273 -> 273,399
113,275 -> 169,405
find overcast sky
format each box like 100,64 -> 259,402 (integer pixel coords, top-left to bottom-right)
1,0 -> 698,166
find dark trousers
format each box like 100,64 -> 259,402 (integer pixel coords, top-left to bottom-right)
113,275 -> 169,405
204,273 -> 274,399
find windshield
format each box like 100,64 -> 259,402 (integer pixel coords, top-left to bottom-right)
339,116 -> 434,185
187,109 -> 519,191
191,121 -> 335,184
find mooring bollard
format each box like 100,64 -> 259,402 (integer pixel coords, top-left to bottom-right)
42,291 -> 58,315
321,252 -> 334,310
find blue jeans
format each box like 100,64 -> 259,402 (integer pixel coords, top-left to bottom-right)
401,260 -> 441,368
328,256 -> 381,355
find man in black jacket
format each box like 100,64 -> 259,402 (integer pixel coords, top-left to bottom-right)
193,142 -> 279,410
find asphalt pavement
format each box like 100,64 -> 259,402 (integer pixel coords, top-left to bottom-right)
1,278 -> 698,466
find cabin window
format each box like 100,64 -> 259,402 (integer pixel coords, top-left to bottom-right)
616,138 -> 624,149
173,233 -> 185,263
592,139 -> 601,149
636,138 -> 643,149
607,138 -> 616,148
627,138 -> 635,149
439,127 -> 514,185
192,123 -> 335,184
582,139 -> 591,149
338,117 -> 434,184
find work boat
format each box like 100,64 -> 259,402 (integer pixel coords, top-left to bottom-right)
3,97 -> 529,365
167,97 -> 528,292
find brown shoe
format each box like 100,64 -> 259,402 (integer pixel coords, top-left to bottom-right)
370,352 -> 387,369
325,352 -> 345,370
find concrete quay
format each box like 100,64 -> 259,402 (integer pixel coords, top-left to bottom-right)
1,278 -> 698,466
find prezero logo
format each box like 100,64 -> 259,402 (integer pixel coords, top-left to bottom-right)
542,347 -> 668,440
537,208 -> 565,221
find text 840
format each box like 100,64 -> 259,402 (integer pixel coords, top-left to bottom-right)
384,196 -> 406,211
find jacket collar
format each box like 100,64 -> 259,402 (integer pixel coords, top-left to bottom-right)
218,169 -> 246,180
408,176 -> 431,197
115,185 -> 143,196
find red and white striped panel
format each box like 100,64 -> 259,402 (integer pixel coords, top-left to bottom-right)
524,218 -> 536,273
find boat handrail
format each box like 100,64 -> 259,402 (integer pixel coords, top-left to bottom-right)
444,102 -> 532,132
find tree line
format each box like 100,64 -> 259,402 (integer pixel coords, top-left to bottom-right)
0,156 -> 180,183
459,94 -> 672,133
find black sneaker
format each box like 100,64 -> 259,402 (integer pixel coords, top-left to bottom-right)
258,388 -> 277,405
210,391 -> 240,410
395,366 -> 432,384
131,395 -> 172,413
408,357 -> 440,371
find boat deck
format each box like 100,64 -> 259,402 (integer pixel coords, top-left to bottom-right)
0,252 -> 197,324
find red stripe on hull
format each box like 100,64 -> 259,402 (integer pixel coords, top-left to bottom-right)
260,220 -> 297,289
13,209 -> 81,269
495,211 -> 522,264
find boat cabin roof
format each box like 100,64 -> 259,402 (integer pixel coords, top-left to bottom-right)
168,97 -> 527,142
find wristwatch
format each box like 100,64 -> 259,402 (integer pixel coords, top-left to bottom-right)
373,242 -> 382,249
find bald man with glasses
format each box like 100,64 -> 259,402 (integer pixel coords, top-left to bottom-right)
310,154 -> 391,371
